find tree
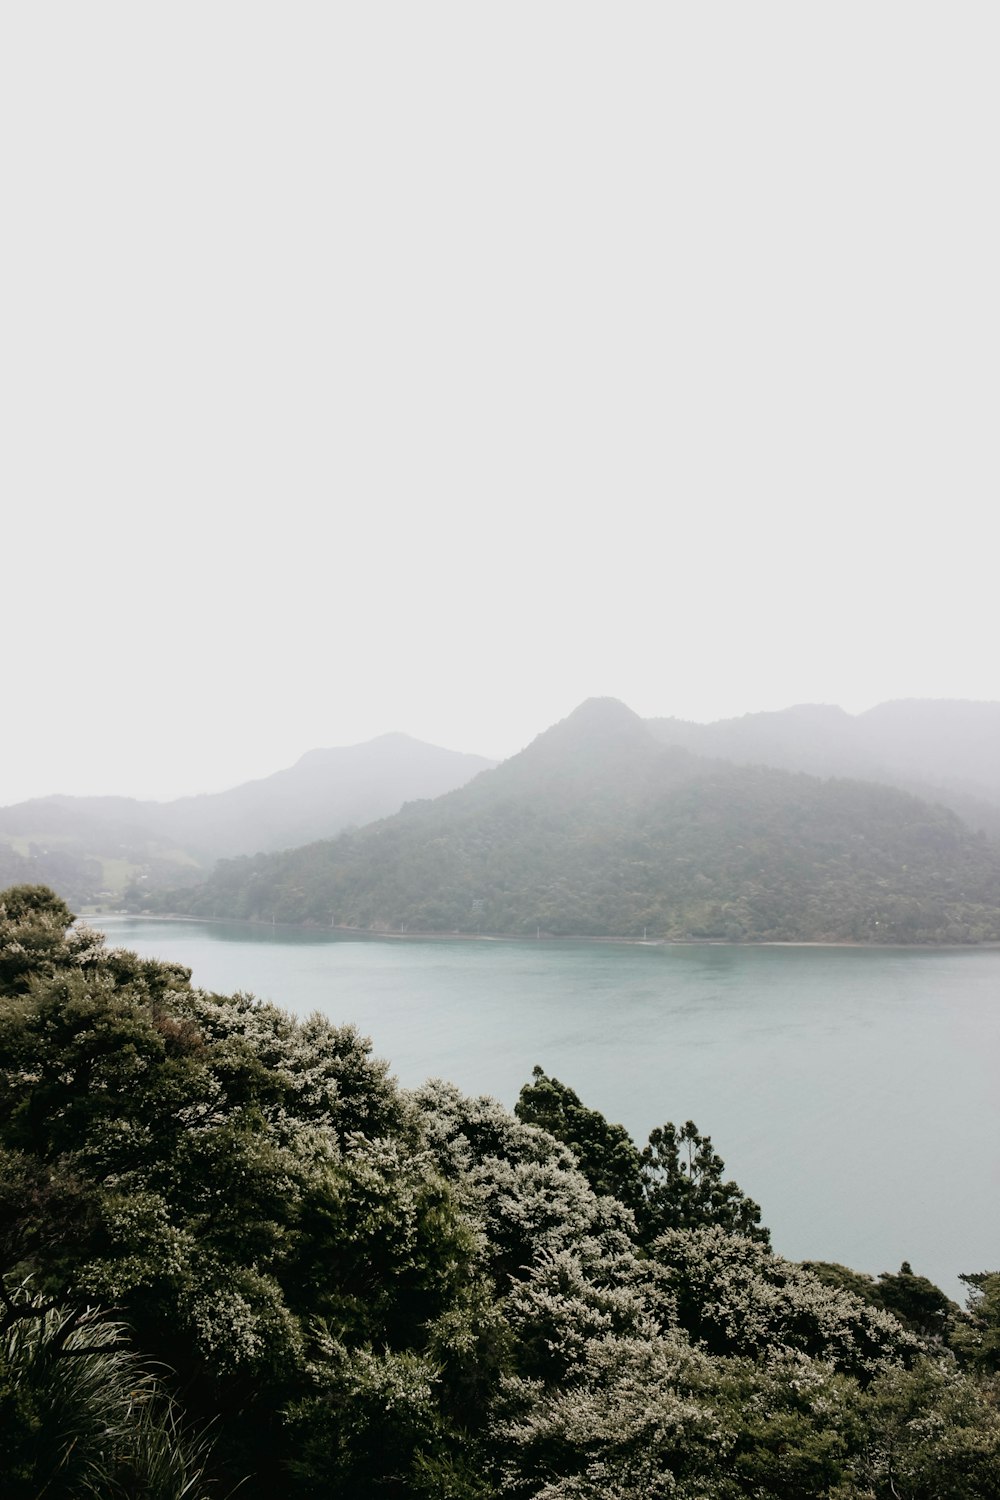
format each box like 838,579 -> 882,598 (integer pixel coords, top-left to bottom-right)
640,1120 -> 770,1245
0,887 -> 479,1493
515,1071 -> 772,1249
5,887 -> 999,1498
0,883 -> 98,994
953,1271 -> 1000,1372
514,1068 -> 644,1217
850,1357 -> 1000,1498
651,1227 -> 915,1379
874,1261 -> 961,1342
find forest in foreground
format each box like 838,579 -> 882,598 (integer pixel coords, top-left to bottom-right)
2,884 -> 999,1498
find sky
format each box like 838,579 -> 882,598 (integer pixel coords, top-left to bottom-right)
2,4 -> 998,805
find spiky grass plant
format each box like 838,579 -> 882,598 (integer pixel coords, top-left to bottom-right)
0,1279 -> 222,1498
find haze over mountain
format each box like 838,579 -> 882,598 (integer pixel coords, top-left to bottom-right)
647,700 -> 1000,836
158,698 -> 1000,944
0,734 -> 494,906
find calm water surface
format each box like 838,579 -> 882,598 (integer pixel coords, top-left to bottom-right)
95,917 -> 1000,1299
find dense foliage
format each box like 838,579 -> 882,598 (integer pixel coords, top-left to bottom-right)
152,700 -> 1000,942
2,883 -> 999,1497
515,1067 -> 769,1243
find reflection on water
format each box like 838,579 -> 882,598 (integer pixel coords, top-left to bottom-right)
95,917 -> 1000,1299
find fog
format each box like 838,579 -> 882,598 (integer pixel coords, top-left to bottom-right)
3,5 -> 998,804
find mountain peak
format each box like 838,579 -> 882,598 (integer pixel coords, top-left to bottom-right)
543,698 -> 651,750
783,703 -> 851,721
565,697 -> 644,729
514,698 -> 656,775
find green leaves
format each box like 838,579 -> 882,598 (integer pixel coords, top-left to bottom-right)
515,1067 -> 645,1216
514,1070 -> 769,1248
650,1226 -> 916,1379
4,886 -> 1000,1498
953,1272 -> 1000,1372
641,1120 -> 769,1246
0,1280 -> 219,1499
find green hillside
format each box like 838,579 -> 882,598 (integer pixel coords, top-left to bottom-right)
0,735 -> 493,908
157,699 -> 1000,943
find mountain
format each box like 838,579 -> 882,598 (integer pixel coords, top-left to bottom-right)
148,733 -> 496,860
646,700 -> 1000,835
0,734 -> 495,906
158,699 -> 1000,943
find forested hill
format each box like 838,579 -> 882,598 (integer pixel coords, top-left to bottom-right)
0,734 -> 494,906
151,698 -> 1000,943
646,699 -> 1000,836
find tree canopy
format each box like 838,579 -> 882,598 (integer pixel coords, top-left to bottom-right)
2,883 -> 998,1497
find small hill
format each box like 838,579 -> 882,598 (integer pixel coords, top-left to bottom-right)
0,734 -> 494,906
160,699 -> 1000,943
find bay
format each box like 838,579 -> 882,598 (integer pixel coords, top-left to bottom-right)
94,916 -> 1000,1300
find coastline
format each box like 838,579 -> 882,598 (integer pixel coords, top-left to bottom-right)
83,910 -> 1000,951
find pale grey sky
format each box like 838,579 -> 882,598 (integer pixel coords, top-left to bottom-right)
2,4 -> 997,804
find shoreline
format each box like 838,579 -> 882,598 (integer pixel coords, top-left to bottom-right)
83,910 -> 1000,951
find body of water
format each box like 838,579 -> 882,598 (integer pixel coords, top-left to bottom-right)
93,917 -> 1000,1299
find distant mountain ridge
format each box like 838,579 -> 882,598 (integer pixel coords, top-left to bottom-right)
158,698 -> 1000,944
0,734 -> 495,906
150,733 -> 496,859
645,700 -> 1000,836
